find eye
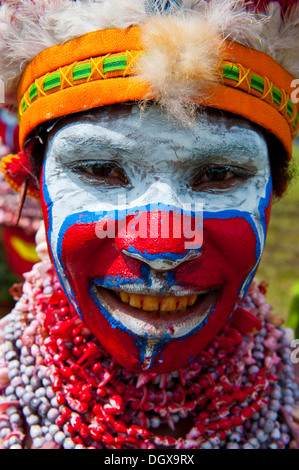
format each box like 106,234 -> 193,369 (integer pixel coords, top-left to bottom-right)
72,162 -> 129,187
191,166 -> 250,191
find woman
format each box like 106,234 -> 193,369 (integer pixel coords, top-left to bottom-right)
0,0 -> 298,449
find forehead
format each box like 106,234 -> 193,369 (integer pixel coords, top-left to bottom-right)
47,105 -> 268,164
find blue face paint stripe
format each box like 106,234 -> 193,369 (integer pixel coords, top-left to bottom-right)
230,175 -> 273,304
41,167 -> 82,315
257,175 -> 272,244
125,245 -> 201,261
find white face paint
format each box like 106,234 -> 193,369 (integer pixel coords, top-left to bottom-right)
41,105 -> 272,372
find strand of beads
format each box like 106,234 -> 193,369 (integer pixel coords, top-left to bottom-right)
37,272 -> 298,449
0,308 -> 26,449
1,259 -> 298,449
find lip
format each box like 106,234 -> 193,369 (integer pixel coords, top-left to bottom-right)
91,285 -> 220,340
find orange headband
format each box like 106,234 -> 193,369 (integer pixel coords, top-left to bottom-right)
2,25 -> 298,197
17,26 -> 299,156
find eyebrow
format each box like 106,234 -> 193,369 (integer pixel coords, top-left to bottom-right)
52,128 -> 136,160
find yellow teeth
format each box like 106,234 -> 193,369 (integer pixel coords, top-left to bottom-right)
118,292 -> 199,313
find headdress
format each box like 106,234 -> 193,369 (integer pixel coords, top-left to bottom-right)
0,0 -> 298,196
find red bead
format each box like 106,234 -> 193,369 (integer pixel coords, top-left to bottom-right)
79,424 -> 90,439
87,376 -> 98,387
56,415 -> 67,427
113,421 -> 127,433
114,436 -> 126,445
72,416 -> 82,431
59,306 -> 70,316
125,437 -> 138,445
44,337 -> 58,355
73,436 -> 83,445
90,428 -> 101,441
69,305 -> 77,315
218,431 -> 227,441
56,392 -> 66,405
102,434 -> 115,445
48,292 -> 65,305
204,388 -> 215,399
190,383 -> 202,395
218,419 -> 232,430
72,346 -> 82,357
77,342 -> 99,365
232,391 -> 247,402
80,392 -> 92,403
96,424 -> 107,434
82,383 -> 93,393
230,416 -> 243,426
52,376 -> 62,392
66,396 -> 88,414
103,413 -> 115,425
219,406 -> 230,418
219,376 -> 232,392
130,401 -> 140,411
196,423 -> 206,434
50,319 -> 75,338
74,335 -> 83,345
241,407 -> 254,420
66,424 -> 76,436
72,327 -> 82,337
92,362 -> 102,374
198,377 -> 209,389
207,422 -> 219,431
92,404 -> 103,416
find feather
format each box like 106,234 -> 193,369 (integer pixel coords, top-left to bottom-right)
139,14 -> 223,122
255,2 -> 299,77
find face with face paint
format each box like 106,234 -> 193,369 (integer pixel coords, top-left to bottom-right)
40,105 -> 272,373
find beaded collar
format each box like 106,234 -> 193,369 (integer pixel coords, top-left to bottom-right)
0,259 -> 299,449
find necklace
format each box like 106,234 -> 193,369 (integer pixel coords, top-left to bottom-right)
0,260 -> 298,449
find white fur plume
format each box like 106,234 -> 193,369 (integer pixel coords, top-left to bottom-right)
139,14 -> 223,121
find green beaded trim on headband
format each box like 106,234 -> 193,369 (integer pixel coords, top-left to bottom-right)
222,62 -> 298,130
19,51 -> 141,117
19,53 -> 299,137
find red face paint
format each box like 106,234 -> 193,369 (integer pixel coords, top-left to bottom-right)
43,204 -> 263,372
40,106 -> 272,372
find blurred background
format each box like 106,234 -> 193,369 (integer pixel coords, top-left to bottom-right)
257,140 -> 299,334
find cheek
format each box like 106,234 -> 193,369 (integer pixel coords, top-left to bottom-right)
176,215 -> 260,297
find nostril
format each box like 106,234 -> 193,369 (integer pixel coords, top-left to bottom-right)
121,247 -> 201,271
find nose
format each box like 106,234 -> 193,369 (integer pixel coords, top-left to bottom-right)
115,206 -> 203,271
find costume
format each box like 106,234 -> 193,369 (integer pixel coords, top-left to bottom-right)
0,0 -> 299,449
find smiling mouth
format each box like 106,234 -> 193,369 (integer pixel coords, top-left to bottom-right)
92,285 -> 219,340
116,291 -> 202,313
